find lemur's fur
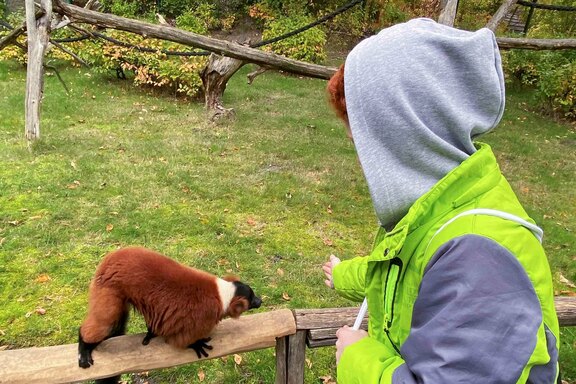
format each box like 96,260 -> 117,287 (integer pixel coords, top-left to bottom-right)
78,247 -> 261,377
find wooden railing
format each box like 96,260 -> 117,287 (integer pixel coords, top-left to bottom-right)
1,298 -> 575,384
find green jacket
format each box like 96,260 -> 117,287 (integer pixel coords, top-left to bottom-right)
333,143 -> 560,383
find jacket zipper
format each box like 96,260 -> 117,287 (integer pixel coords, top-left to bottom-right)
383,257 -> 403,355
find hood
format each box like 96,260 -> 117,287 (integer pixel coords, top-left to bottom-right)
344,18 -> 505,228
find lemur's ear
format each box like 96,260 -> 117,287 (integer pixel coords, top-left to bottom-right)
223,274 -> 240,282
228,297 -> 249,318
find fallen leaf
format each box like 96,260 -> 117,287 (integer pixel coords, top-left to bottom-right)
558,273 -> 576,288
276,268 -> 285,277
106,224 -> 114,232
319,375 -> 336,384
233,354 -> 242,365
323,238 -> 333,247
67,180 -> 81,189
35,308 -> 46,315
282,292 -> 291,301
305,358 -> 312,369
327,205 -> 333,214
246,217 -> 257,226
197,369 -> 205,381
35,274 -> 51,283
70,160 -> 77,169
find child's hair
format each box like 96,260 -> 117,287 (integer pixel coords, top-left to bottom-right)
326,64 -> 348,125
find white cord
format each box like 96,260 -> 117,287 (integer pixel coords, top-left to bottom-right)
352,298 -> 368,330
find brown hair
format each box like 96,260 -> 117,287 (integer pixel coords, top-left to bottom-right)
326,64 -> 348,126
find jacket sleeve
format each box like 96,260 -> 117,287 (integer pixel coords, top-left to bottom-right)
332,256 -> 369,303
336,234 -> 544,383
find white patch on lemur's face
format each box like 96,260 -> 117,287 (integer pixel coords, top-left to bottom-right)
216,278 -> 236,312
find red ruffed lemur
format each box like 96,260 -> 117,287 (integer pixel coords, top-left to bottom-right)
78,247 -> 262,377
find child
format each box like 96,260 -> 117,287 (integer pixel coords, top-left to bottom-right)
323,18 -> 560,383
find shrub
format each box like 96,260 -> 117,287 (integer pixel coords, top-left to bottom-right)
503,5 -> 576,120
504,49 -> 576,119
261,14 -> 327,63
0,21 -> 208,98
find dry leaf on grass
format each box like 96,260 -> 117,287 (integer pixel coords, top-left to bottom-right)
558,273 -> 576,288
35,274 -> 51,283
233,354 -> 243,365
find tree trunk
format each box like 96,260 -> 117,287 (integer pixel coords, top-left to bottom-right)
24,0 -> 52,141
438,0 -> 458,26
200,53 -> 245,121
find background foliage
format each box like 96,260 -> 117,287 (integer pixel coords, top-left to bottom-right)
2,0 -> 575,117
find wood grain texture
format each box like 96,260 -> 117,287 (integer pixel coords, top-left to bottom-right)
0,309 -> 296,384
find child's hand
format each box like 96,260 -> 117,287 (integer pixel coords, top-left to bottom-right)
335,325 -> 368,364
322,254 -> 341,289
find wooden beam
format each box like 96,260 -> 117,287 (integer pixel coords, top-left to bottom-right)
496,37 -> 576,50
555,296 -> 576,326
52,0 -> 337,80
0,309 -> 296,384
486,0 -> 518,32
297,296 -> 576,348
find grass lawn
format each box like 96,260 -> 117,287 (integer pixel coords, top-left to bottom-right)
0,60 -> 574,383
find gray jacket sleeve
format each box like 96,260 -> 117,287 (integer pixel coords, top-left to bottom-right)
392,234 -> 543,383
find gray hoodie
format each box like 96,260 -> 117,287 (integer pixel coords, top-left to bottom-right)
344,18 -> 505,228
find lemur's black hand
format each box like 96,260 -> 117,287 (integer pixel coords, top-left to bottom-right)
188,337 -> 213,359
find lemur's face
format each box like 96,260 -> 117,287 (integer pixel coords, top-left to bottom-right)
234,281 -> 262,309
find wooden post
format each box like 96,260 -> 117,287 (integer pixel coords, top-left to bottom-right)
275,336 -> 288,384
275,331 -> 307,384
438,0 -> 459,26
24,0 -> 52,141
523,0 -> 538,35
287,330 -> 307,384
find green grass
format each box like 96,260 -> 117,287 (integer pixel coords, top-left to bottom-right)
0,61 -> 574,383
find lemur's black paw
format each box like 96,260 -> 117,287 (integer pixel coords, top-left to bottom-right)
142,329 -> 156,345
188,337 -> 213,359
78,352 -> 93,369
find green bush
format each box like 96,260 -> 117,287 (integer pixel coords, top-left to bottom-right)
504,49 -> 576,119
0,22 -> 208,97
246,7 -> 326,64
503,3 -> 576,120
175,3 -> 218,34
262,14 -> 327,63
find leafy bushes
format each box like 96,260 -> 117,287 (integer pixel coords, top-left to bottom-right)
261,14 -> 327,63
0,20 -> 208,97
503,5 -> 576,120
504,49 -> 576,119
249,2 -> 327,63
